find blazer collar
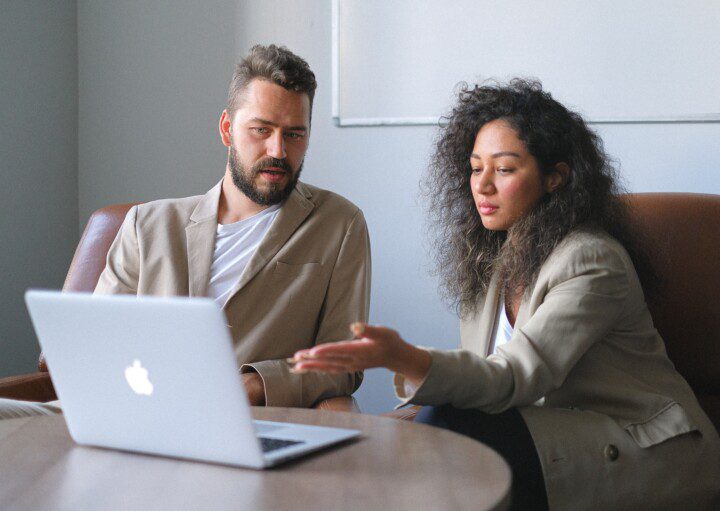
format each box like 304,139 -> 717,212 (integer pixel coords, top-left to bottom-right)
185,180 -> 223,297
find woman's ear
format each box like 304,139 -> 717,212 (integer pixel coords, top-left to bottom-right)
545,162 -> 571,193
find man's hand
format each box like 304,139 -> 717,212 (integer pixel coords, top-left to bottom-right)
242,372 -> 266,406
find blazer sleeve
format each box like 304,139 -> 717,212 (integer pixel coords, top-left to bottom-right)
94,206 -> 140,295
399,238 -> 630,412
241,209 -> 371,407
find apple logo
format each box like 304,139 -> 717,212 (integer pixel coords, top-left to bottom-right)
124,360 -> 154,396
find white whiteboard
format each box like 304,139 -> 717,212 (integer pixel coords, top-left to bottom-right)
332,0 -> 720,126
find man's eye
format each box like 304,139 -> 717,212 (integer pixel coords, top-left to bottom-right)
285,132 -> 304,139
252,127 -> 269,134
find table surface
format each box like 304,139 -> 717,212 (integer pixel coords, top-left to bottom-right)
0,407 -> 511,511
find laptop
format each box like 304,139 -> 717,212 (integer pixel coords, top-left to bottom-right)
24,289 -> 360,468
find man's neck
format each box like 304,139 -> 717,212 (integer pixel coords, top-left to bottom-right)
217,170 -> 270,224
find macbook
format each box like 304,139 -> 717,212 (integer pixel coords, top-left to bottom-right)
24,290 -> 360,468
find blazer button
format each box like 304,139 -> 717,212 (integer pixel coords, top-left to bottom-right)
604,444 -> 619,461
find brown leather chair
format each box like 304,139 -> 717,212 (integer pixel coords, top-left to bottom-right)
385,193 -> 720,435
0,203 -> 359,413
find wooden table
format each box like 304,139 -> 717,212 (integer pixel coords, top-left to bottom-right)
0,407 -> 511,510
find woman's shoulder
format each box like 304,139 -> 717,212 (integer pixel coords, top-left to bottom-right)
554,227 -> 630,262
538,228 -> 634,288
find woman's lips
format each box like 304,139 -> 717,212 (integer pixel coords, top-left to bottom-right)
479,202 -> 498,215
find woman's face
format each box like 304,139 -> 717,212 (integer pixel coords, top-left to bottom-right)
470,119 -> 552,231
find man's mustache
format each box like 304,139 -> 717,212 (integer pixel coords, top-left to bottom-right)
253,158 -> 292,174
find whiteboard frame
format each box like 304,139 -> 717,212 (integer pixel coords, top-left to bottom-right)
331,0 -> 720,127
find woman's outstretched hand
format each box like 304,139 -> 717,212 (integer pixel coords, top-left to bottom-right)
289,323 -> 432,385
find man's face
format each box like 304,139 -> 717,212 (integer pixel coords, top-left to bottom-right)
223,79 -> 310,205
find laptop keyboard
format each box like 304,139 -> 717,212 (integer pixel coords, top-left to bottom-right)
259,437 -> 304,453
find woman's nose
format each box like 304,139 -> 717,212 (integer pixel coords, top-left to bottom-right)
475,169 -> 494,194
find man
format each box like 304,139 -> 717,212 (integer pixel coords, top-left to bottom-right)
0,44 -> 370,417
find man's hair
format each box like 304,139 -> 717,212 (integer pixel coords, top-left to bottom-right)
424,78 -> 656,316
227,44 -> 317,121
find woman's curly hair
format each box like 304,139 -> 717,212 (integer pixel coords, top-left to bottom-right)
424,78 -> 654,316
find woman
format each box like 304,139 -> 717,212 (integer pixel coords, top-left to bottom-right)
291,80 -> 720,510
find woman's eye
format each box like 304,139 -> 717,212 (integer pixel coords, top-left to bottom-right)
471,167 -> 482,174
497,167 -> 513,174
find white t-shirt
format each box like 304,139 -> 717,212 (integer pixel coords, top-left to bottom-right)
207,205 -> 280,308
490,298 -> 514,354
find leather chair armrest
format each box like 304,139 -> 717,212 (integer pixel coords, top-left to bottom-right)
0,372 -> 57,402
382,405 -> 421,421
311,395 -> 361,413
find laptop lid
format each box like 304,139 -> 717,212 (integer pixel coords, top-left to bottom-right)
25,290 -> 268,467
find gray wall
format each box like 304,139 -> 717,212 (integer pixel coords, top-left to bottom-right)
78,0 -> 238,224
0,1 -> 78,376
3,1 -> 719,414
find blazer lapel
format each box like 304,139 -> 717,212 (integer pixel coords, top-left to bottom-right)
460,271 -> 501,356
185,181 -> 222,297
224,182 -> 315,302
514,289 -> 533,330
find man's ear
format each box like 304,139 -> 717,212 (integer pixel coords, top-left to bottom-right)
219,110 -> 232,148
545,162 -> 571,193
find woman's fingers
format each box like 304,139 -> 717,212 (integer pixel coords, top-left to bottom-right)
291,338 -> 370,360
289,346 -> 357,373
310,339 -> 375,356
288,349 -> 353,362
351,323 -> 398,342
288,323 -> 403,374
292,359 -> 358,374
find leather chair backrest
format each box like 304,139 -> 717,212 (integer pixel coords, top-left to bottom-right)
62,203 -> 138,293
625,193 -> 720,429
38,203 -> 137,372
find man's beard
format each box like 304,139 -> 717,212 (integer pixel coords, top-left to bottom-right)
229,146 -> 302,206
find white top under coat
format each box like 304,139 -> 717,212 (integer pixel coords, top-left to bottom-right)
207,204 -> 281,308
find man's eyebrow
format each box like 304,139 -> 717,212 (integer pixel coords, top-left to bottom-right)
249,117 -> 307,132
470,151 -> 521,160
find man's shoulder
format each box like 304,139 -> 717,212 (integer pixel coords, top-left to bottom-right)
296,181 -> 362,219
132,193 -> 204,226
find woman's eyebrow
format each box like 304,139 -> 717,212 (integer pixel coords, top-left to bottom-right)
491,151 -> 520,159
470,151 -> 521,160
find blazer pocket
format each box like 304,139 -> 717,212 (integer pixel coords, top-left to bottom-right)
622,401 -> 699,448
273,261 -> 322,278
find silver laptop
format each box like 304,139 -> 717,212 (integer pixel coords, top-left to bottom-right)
24,290 -> 360,468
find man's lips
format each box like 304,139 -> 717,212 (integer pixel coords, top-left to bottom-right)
259,167 -> 288,183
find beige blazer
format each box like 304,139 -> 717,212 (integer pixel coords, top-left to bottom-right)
397,229 -> 720,510
95,180 -> 371,408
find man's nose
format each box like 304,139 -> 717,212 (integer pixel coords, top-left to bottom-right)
266,132 -> 286,159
